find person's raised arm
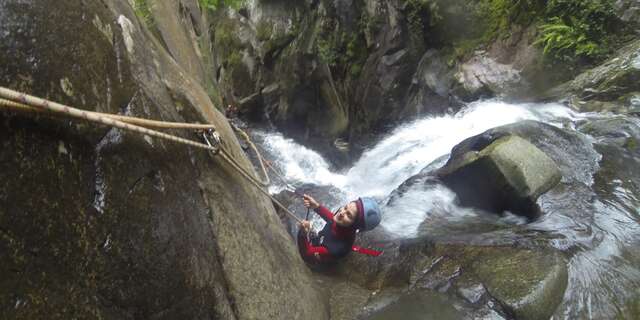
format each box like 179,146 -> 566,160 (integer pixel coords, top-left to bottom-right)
303,194 -> 333,222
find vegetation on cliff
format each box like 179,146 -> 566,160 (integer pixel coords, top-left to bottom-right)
480,0 -> 632,63
198,0 -> 245,10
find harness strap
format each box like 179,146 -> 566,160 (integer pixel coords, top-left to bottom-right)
352,245 -> 383,257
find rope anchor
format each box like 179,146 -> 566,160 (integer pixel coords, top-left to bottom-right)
202,129 -> 221,155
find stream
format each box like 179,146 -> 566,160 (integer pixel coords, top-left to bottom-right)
251,100 -> 640,319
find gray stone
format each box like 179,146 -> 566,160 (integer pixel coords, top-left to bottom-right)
458,283 -> 487,304
437,135 -> 562,219
454,53 -> 522,99
548,39 -> 640,111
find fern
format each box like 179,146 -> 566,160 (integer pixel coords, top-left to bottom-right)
535,16 -> 605,61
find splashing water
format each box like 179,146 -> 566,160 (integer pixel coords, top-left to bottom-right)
255,100 -> 581,200
345,100 -> 582,198
252,99 -> 640,318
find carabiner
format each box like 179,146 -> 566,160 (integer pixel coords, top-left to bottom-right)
202,129 -> 221,155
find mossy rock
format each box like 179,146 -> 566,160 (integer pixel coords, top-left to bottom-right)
548,39 -> 640,105
421,244 -> 568,320
338,239 -> 568,320
437,135 -> 562,219
470,247 -> 568,320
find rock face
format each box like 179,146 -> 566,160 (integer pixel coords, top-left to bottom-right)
615,0 -> 640,28
579,116 -> 640,201
548,39 -> 640,113
336,238 -> 568,320
435,135 -> 562,219
207,0 -> 589,165
0,1 -> 327,319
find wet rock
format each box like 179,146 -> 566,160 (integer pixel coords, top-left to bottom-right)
466,246 -> 568,320
436,135 -> 562,219
454,52 -> 522,101
548,39 -> 640,112
0,1 -> 327,319
338,239 -> 568,320
579,116 -> 640,202
458,283 -> 487,304
401,50 -> 458,118
614,0 -> 640,28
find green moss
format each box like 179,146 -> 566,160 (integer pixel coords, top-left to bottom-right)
256,20 -> 273,42
478,0 -> 543,41
359,10 -> 385,41
624,137 -> 638,151
404,0 -> 441,54
477,0 -> 629,64
317,35 -> 341,66
227,51 -> 242,69
214,20 -> 244,59
199,0 -> 246,11
451,38 -> 484,61
133,0 -> 154,27
617,294 -> 640,319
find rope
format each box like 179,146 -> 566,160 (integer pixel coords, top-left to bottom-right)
0,98 -> 217,130
0,86 -> 302,223
228,123 -> 270,186
230,125 -> 298,192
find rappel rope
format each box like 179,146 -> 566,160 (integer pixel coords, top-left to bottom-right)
0,86 -> 303,223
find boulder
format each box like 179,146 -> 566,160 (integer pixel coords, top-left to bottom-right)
614,0 -> 640,28
547,39 -> 640,112
436,135 -> 562,219
579,116 -> 640,200
453,52 -> 522,100
336,238 -> 568,320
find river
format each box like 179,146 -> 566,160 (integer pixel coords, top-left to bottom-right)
250,99 -> 640,319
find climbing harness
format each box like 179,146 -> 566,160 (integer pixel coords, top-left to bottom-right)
0,86 -> 301,223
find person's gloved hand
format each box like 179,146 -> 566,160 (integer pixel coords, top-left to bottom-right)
302,194 -> 319,209
299,220 -> 311,233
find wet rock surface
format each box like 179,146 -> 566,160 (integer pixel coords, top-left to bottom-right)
0,1 -> 327,319
317,120 -> 603,319
436,133 -> 562,219
549,39 -> 640,113
334,236 -> 568,320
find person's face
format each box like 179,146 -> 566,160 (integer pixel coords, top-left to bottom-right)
334,202 -> 358,227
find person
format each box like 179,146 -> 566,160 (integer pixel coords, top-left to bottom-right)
297,194 -> 382,267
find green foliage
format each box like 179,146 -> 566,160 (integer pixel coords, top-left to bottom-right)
536,0 -> 618,61
317,37 -> 340,66
479,0 -> 544,40
227,51 -> 243,70
359,10 -> 385,40
534,17 -> 603,60
133,0 -> 154,27
405,0 -> 441,53
214,20 -> 244,60
478,0 -> 624,63
199,0 -> 246,11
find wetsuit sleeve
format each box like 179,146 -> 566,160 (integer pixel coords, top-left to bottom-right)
297,230 -> 333,262
314,205 -> 334,222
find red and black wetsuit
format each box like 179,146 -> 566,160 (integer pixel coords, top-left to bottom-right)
297,205 -> 356,265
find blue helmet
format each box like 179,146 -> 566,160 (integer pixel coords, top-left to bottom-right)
357,197 -> 382,231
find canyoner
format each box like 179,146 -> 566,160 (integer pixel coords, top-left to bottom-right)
297,194 -> 383,270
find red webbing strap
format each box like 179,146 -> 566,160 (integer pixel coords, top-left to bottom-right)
352,246 -> 383,256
